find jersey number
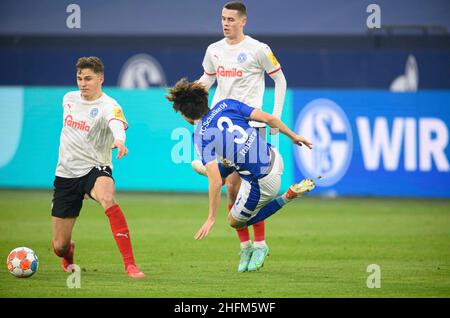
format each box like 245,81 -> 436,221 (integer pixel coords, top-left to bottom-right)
217,117 -> 248,144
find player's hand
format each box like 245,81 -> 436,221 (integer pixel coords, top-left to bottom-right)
270,127 -> 279,135
292,135 -> 313,149
112,140 -> 128,159
194,217 -> 215,240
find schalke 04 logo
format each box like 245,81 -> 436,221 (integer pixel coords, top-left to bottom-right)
294,98 -> 353,187
117,54 -> 166,88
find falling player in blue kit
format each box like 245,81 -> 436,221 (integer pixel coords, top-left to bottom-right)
166,79 -> 315,260
195,1 -> 287,273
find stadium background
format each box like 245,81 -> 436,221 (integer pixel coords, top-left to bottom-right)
0,0 -> 450,300
1,0 -> 449,198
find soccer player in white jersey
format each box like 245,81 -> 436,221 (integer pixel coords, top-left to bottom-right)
51,57 -> 145,278
194,1 -> 287,272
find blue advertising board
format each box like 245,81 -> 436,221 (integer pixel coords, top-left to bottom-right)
292,90 -> 450,197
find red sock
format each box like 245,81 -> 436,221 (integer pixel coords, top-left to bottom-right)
236,227 -> 250,242
105,204 -> 135,267
229,203 -> 251,243
253,220 -> 265,242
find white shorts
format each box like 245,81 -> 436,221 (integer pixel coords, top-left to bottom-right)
231,148 -> 284,223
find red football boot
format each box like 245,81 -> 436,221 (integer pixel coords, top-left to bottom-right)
126,264 -> 145,278
61,240 -> 75,273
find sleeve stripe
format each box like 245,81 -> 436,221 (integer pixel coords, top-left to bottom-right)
267,66 -> 282,75
108,118 -> 129,131
204,71 -> 217,76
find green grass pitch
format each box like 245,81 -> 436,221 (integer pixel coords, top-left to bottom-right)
0,190 -> 449,298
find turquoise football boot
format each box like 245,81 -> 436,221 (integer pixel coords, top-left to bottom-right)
247,246 -> 269,272
238,247 -> 254,272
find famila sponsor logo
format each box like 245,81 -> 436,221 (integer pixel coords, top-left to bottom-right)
217,66 -> 243,78
64,115 -> 90,132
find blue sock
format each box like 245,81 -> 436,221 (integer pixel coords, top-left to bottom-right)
246,196 -> 288,226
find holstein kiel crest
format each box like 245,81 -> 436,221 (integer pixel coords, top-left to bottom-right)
90,107 -> 99,118
237,52 -> 247,63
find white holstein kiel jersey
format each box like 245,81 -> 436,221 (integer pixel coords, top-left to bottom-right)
202,35 -> 282,127
55,91 -> 128,178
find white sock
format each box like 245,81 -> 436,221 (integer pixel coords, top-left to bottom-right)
254,240 -> 267,248
240,240 -> 252,249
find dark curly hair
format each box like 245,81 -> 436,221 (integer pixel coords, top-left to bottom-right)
166,78 -> 210,120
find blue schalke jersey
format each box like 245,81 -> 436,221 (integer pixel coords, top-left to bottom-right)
193,99 -> 271,181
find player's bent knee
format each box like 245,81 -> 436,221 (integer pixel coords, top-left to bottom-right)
97,193 -> 116,209
226,183 -> 240,201
229,221 -> 246,229
228,214 -> 245,229
226,179 -> 240,190
226,186 -> 239,198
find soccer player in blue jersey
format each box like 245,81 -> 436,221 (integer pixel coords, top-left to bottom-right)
166,79 -> 315,252
195,1 -> 287,273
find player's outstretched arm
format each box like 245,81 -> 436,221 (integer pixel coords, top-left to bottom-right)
112,140 -> 128,159
197,72 -> 216,90
250,109 -> 313,149
194,160 -> 222,240
109,120 -> 128,159
269,70 -> 287,135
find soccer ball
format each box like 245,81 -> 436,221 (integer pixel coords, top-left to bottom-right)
7,247 -> 39,278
